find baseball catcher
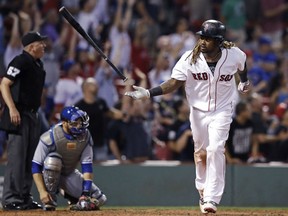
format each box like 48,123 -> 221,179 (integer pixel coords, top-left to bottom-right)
32,106 -> 107,211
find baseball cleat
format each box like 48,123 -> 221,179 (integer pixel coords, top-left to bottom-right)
203,201 -> 217,213
43,204 -> 56,211
199,198 -> 208,214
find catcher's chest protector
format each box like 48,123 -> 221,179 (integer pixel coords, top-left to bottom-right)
52,125 -> 89,176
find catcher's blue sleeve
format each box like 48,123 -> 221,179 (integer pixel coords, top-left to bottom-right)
32,161 -> 43,174
81,163 -> 93,173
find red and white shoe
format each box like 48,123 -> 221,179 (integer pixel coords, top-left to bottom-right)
203,201 -> 217,213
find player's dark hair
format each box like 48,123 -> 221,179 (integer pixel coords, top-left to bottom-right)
187,39 -> 236,65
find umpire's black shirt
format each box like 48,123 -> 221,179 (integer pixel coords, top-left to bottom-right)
5,50 -> 46,111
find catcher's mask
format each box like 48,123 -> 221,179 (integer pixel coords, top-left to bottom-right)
196,19 -> 226,42
60,106 -> 89,136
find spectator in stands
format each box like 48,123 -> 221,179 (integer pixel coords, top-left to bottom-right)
61,0 -> 80,15
248,37 -> 279,95
50,59 -> 83,124
108,0 -> 134,71
107,71 -> 152,163
188,0 -> 212,30
220,0 -> 247,48
269,72 -> 288,116
94,41 -> 119,108
4,12 -> 28,68
0,13 -> 5,74
247,93 -> 288,162
77,0 -> 100,49
273,110 -> 288,162
75,77 -> 123,162
258,0 -> 288,49
41,20 -> 72,121
50,28 -> 83,124
133,0 -> 164,56
166,99 -> 194,161
169,18 -> 197,59
130,19 -> 152,84
148,51 -> 171,90
40,8 -> 59,44
226,101 -> 256,164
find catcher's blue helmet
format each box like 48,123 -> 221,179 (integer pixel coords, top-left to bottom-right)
60,106 -> 89,136
196,19 -> 226,41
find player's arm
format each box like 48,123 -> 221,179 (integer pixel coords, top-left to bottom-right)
32,140 -> 54,205
80,141 -> 94,196
82,169 -> 93,196
124,78 -> 184,100
33,171 -> 53,205
0,77 -> 21,125
0,78 -> 14,110
237,63 -> 248,83
237,63 -> 250,94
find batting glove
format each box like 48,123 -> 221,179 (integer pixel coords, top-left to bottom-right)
238,80 -> 250,94
124,85 -> 150,99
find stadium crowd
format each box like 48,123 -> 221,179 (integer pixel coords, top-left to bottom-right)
1,0 -> 288,164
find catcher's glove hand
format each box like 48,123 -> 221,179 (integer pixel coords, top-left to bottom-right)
70,195 -> 99,211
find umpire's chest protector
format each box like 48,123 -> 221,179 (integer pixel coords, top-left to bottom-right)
171,48 -> 246,112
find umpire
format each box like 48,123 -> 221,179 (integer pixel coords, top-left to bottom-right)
0,31 -> 47,210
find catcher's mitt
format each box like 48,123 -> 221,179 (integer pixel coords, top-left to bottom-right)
70,195 -> 99,211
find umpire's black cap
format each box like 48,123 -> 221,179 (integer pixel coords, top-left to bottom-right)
21,31 -> 48,47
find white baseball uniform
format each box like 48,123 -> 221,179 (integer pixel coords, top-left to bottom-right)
171,47 -> 246,204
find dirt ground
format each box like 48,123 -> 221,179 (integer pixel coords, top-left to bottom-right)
0,208 -> 288,216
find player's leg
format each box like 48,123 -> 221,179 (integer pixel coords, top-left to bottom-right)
203,107 -> 233,213
42,152 -> 63,210
60,169 -> 107,208
190,108 -> 209,213
190,108 -> 209,195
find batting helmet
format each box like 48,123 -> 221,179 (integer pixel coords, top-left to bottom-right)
60,106 -> 89,136
196,20 -> 226,41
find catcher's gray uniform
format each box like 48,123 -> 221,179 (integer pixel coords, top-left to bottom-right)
32,123 -> 106,205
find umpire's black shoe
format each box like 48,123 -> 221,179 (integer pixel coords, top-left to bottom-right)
25,201 -> 42,209
3,202 -> 26,210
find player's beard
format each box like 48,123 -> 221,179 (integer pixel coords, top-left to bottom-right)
200,45 -> 208,53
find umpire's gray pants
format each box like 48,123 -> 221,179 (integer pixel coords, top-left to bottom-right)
2,112 -> 41,205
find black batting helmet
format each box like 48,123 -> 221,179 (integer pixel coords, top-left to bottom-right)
196,20 -> 226,41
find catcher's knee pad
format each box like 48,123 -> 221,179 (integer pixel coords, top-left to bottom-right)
91,190 -> 107,207
43,152 -> 63,196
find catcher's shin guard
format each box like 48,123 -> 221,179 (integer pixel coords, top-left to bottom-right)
91,189 -> 107,207
43,152 -> 63,209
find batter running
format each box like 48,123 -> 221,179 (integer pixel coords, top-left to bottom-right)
125,19 -> 250,214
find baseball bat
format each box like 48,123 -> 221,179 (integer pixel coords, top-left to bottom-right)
59,6 -> 128,82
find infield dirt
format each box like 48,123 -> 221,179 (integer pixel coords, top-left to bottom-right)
0,208 -> 288,216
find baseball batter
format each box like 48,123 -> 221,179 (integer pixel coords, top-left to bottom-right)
31,106 -> 107,211
125,20 -> 250,214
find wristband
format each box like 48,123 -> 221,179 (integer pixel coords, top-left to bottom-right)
239,72 -> 248,83
149,86 -> 163,97
82,179 -> 92,194
239,64 -> 248,82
